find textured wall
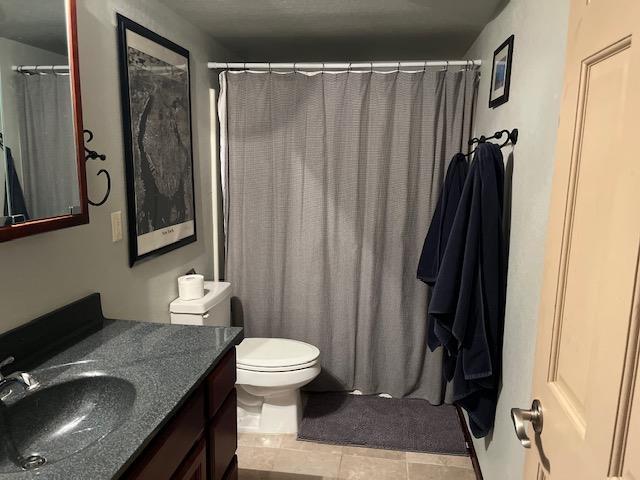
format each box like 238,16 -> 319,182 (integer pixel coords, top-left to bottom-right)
0,0 -> 235,333
464,0 -> 570,479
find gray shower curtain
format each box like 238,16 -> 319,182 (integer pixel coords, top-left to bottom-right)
221,67 -> 478,402
18,74 -> 78,219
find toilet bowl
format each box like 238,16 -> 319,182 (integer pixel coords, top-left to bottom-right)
169,281 -> 321,434
236,337 -> 320,433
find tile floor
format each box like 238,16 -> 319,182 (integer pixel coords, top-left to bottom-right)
237,433 -> 477,480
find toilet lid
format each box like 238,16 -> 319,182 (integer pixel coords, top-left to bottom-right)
236,338 -> 320,370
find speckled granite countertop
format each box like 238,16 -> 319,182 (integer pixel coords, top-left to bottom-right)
0,319 -> 243,480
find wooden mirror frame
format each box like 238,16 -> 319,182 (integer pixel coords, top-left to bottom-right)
0,0 -> 88,242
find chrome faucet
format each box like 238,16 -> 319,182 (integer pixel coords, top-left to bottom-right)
0,357 -> 39,399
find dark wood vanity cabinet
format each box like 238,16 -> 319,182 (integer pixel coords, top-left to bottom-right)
124,349 -> 238,480
209,390 -> 238,480
172,438 -> 207,480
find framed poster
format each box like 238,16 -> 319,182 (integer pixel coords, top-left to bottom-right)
489,34 -> 514,108
116,14 -> 197,266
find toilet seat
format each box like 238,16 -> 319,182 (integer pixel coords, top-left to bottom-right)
237,359 -> 318,372
236,338 -> 319,372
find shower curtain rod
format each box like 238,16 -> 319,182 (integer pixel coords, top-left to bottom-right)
208,60 -> 481,71
12,65 -> 69,74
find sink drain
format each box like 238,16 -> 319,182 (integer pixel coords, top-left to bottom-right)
21,455 -> 46,470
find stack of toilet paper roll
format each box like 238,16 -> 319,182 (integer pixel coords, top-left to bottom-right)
178,274 -> 205,300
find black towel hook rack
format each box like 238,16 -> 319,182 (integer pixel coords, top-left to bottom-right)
83,129 -> 110,206
466,128 -> 518,156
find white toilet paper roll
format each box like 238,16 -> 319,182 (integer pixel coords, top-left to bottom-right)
178,274 -> 205,300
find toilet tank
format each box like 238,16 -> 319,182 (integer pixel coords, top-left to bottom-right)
170,281 -> 232,327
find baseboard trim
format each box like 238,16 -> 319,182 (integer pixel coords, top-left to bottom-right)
455,406 -> 484,480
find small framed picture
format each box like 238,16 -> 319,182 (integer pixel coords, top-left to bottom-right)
116,15 -> 197,266
489,35 -> 514,108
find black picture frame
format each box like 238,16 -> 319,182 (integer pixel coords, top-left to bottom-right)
489,35 -> 514,108
116,14 -> 197,266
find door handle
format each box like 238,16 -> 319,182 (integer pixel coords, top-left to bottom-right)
511,399 -> 543,448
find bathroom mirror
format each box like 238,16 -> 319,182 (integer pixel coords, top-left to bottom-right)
0,0 -> 87,242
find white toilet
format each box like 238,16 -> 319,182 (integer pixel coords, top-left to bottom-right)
169,281 -> 321,434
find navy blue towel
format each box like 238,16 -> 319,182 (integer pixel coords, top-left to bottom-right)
428,142 -> 507,438
417,153 -> 468,360
417,153 -> 469,286
3,147 -> 30,225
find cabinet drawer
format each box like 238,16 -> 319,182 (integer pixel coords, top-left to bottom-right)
209,389 -> 238,480
171,437 -> 207,480
125,387 -> 205,480
207,349 -> 236,419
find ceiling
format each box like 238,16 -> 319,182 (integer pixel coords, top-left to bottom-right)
0,0 -> 68,55
160,0 -> 508,61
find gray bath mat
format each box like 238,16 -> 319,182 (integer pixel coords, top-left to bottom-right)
298,392 -> 467,455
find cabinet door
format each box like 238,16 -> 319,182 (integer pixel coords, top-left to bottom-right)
207,349 -> 236,419
172,438 -> 207,480
222,456 -> 238,480
209,389 -> 238,480
125,388 -> 205,480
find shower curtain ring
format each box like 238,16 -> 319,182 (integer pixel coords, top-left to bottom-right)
370,62 -> 373,74
397,61 -> 401,73
269,62 -> 272,73
347,62 -> 352,74
423,61 -> 427,73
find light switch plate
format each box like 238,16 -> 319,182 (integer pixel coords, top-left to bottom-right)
111,211 -> 123,242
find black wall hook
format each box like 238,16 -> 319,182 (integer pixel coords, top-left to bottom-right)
466,128 -> 519,156
83,129 -> 110,206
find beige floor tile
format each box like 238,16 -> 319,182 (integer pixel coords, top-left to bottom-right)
280,435 -> 344,454
254,434 -> 285,448
405,452 -> 447,466
338,454 -> 407,480
407,463 -> 476,480
405,452 -> 472,469
279,435 -> 306,451
239,433 -> 257,447
271,448 -> 342,478
342,445 -> 405,460
266,472 -> 336,480
237,446 -> 279,471
442,455 -> 473,470
239,433 -> 285,448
